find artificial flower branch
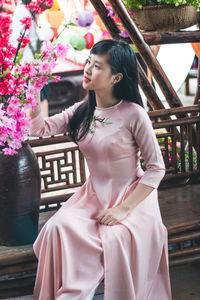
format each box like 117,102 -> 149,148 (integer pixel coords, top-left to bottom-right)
0,0 -> 70,155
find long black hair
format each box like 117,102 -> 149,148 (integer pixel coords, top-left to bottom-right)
68,39 -> 143,142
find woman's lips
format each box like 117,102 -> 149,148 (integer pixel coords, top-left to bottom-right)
83,76 -> 91,83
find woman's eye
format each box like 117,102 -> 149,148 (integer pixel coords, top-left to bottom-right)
95,65 -> 100,69
85,59 -> 90,65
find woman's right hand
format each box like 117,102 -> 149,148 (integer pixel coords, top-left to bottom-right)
27,82 -> 41,119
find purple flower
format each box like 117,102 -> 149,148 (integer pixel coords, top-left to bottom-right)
119,30 -> 129,38
107,7 -> 115,18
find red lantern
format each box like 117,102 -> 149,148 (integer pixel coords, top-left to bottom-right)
84,32 -> 94,49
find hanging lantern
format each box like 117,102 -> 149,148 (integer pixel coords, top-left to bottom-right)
69,34 -> 86,51
37,26 -> 54,41
45,10 -> 65,30
49,0 -> 60,11
77,11 -> 94,27
84,32 -> 94,49
50,27 -> 58,41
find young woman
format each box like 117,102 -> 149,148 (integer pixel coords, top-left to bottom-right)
29,39 -> 172,300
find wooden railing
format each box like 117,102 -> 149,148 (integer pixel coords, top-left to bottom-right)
150,103 -> 200,187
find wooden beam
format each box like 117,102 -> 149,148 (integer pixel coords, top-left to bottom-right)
101,0 -> 183,108
148,104 -> 200,118
142,31 -> 200,45
89,0 -> 120,39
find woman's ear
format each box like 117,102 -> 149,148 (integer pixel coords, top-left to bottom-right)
113,73 -> 123,84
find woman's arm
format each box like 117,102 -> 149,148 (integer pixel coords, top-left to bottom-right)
29,95 -> 83,137
98,183 -> 153,225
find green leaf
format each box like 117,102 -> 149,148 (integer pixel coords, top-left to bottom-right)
14,51 -> 23,66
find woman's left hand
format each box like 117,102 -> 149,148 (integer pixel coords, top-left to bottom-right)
97,205 -> 130,226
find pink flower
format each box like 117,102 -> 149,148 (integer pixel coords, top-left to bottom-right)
26,85 -> 35,97
2,148 -> 18,155
54,43 -> 70,59
7,103 -> 18,116
0,105 -> 5,118
20,17 -> 32,30
0,3 -> 70,155
38,61 -> 51,74
26,3 -> 42,15
18,63 -> 36,77
8,139 -> 22,150
53,75 -> 60,83
17,36 -> 30,48
4,45 -> 16,60
9,96 -> 20,107
41,40 -> 54,54
48,59 -> 57,70
13,77 -> 26,94
37,0 -> 54,9
17,116 -> 31,130
3,117 -> 16,131
13,108 -> 26,120
45,0 -> 54,6
128,10 -> 133,17
33,76 -> 48,90
0,79 -> 14,94
25,95 -> 38,110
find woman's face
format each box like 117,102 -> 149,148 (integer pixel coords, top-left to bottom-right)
83,54 -> 116,93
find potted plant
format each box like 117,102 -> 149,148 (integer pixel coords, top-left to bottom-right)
123,0 -> 200,31
0,0 -> 69,246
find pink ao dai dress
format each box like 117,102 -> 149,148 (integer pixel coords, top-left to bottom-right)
30,100 -> 172,300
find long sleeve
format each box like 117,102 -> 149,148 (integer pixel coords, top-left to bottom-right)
29,101 -> 82,137
130,105 -> 165,189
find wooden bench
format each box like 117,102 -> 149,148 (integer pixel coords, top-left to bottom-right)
0,104 -> 200,299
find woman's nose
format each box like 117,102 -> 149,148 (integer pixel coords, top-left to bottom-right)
85,64 -> 92,75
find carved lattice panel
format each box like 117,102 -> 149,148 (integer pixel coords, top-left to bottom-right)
36,146 -> 85,194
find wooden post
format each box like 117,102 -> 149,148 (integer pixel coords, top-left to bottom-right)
142,31 -> 200,46
93,0 -> 183,108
